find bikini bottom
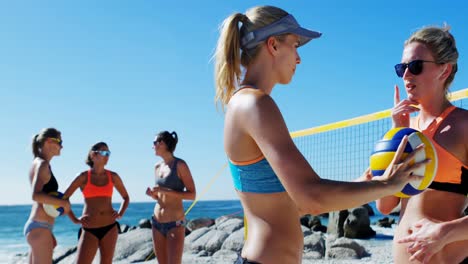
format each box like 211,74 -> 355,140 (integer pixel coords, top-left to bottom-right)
82,222 -> 119,241
151,216 -> 186,237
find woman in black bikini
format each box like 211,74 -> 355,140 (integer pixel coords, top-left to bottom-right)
24,127 -> 71,264
146,131 -> 196,264
64,142 -> 130,264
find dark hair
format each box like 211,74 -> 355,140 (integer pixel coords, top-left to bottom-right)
32,128 -> 61,157
86,142 -> 109,167
156,131 -> 178,153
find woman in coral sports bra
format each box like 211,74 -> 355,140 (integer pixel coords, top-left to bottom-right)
64,142 -> 130,264
377,25 -> 468,264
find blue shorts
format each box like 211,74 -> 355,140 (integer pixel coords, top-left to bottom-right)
23,219 -> 53,236
151,216 -> 186,237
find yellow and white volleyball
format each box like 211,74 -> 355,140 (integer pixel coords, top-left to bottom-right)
369,127 -> 438,198
43,191 -> 65,218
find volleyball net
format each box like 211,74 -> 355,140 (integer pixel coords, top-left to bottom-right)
185,88 -> 467,215
291,88 -> 468,182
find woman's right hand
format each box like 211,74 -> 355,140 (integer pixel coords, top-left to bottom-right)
145,187 -> 159,200
392,85 -> 419,127
375,135 -> 430,193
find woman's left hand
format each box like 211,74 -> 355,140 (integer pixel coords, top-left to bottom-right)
397,218 -> 447,263
112,210 -> 121,220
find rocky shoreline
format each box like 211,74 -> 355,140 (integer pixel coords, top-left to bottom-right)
10,205 -> 397,264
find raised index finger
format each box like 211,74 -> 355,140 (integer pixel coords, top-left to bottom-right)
394,84 -> 401,106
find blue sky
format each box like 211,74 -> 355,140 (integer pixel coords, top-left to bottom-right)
1,1 -> 467,205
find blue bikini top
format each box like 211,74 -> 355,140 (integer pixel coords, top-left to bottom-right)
228,155 -> 285,193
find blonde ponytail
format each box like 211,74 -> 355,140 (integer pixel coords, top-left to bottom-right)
214,6 -> 290,109
214,13 -> 245,108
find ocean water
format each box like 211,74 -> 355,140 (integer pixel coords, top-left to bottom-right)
0,200 -> 396,263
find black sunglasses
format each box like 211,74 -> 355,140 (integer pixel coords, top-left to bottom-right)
153,139 -> 162,145
394,60 -> 438,78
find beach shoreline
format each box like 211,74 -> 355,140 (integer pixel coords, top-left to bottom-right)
7,224 -> 396,264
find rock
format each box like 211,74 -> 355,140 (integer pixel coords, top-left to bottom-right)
111,228 -> 154,262
184,227 -> 211,251
376,217 -> 396,228
327,210 -> 348,237
54,228 -> 154,264
221,228 -> 245,252
303,250 -> 323,260
301,225 -> 312,237
211,249 -> 238,261
53,247 -> 77,263
186,217 -> 215,232
326,237 -> 368,259
303,232 -> 325,257
343,207 -> 376,239
215,216 -> 243,233
205,230 -> 230,253
300,214 -> 312,228
327,247 -> 360,259
362,203 -> 375,216
311,224 -> 327,233
187,228 -> 216,253
118,223 -> 130,233
138,218 -> 152,229
300,215 -> 323,229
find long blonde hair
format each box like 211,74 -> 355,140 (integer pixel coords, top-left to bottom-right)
405,25 -> 458,93
214,6 -> 289,108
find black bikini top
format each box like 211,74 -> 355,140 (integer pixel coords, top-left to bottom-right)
42,166 -> 59,193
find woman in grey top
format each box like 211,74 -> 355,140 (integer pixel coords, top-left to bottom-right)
146,131 -> 196,264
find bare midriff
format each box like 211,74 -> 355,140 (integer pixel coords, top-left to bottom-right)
394,189 -> 468,264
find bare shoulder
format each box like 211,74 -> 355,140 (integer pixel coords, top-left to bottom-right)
34,158 -> 51,179
176,158 -> 189,169
106,170 -> 120,179
75,171 -> 88,182
228,88 -> 276,112
34,158 -> 49,171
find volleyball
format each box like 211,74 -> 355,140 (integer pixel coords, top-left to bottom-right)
370,127 -> 437,198
43,191 -> 65,218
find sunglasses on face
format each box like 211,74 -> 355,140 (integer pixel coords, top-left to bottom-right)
153,139 -> 162,146
49,137 -> 63,147
94,150 -> 111,157
394,60 -> 438,78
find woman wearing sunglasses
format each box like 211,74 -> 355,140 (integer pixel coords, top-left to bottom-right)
377,26 -> 468,263
214,5 -> 429,264
64,142 -> 130,264
146,131 -> 196,264
24,127 -> 71,263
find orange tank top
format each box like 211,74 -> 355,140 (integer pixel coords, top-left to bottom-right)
82,170 -> 114,198
414,106 -> 468,195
